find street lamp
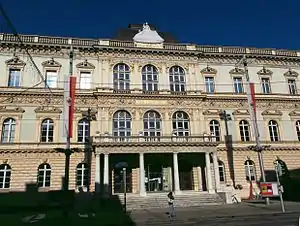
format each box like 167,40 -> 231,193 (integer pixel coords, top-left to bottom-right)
115,162 -> 129,212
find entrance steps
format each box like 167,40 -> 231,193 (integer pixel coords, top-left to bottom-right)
116,192 -> 224,210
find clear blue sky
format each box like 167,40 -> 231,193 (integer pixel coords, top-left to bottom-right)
1,0 -> 299,49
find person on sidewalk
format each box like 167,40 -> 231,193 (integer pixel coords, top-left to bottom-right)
167,192 -> 175,218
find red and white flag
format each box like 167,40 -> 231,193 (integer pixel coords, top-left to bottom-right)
63,75 -> 76,138
249,82 -> 257,115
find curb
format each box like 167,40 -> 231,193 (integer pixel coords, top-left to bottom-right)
211,211 -> 300,220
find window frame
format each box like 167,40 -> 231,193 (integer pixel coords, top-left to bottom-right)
169,66 -> 186,92
37,163 -> 51,188
113,63 -> 131,90
1,118 -> 16,144
76,163 -> 89,188
40,118 -> 54,143
142,65 -> 159,92
0,164 -> 11,189
172,111 -> 190,137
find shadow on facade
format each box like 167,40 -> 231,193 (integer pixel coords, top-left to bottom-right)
0,181 -> 136,225
225,134 -> 235,187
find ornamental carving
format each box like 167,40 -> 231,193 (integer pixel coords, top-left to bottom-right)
5,55 -> 26,67
167,99 -> 194,106
98,98 -> 136,105
288,110 -> 300,116
232,109 -> 250,115
202,109 -> 222,116
34,106 -> 62,114
41,58 -> 61,67
76,59 -> 95,69
261,109 -> 282,116
257,66 -> 273,76
109,60 -> 135,72
165,63 -> 188,73
200,66 -> 217,74
283,69 -> 298,77
229,67 -> 245,75
0,106 -> 25,113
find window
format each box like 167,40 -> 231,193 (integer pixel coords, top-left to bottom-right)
239,120 -> 250,141
1,118 -> 16,143
205,77 -> 215,93
209,120 -> 220,141
268,120 -> 280,142
261,77 -> 271,94
113,111 -> 131,141
233,77 -> 243,94
79,72 -> 91,89
37,163 -> 51,188
244,160 -> 256,181
218,161 -> 225,182
169,66 -> 185,92
76,163 -> 89,187
172,111 -> 189,136
0,164 -> 11,189
296,120 -> 300,141
288,79 -> 297,95
8,69 -> 21,87
45,70 -> 58,88
78,119 -> 90,143
143,111 -> 161,140
142,65 -> 158,91
40,119 -> 54,142
113,63 -> 130,90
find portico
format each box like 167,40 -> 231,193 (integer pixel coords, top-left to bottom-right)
93,135 -> 221,196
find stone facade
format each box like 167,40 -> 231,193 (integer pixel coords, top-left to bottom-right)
0,29 -> 300,198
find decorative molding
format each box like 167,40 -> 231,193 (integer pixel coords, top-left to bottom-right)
288,110 -> 300,116
0,106 -> 25,113
283,69 -> 298,77
34,106 -> 62,114
232,109 -> 250,115
202,109 -> 222,116
261,109 -> 283,116
200,66 -> 217,74
41,58 -> 62,68
257,66 -> 273,76
229,67 -> 245,75
76,59 -> 95,69
5,55 -> 26,67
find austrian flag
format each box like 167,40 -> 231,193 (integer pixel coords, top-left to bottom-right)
63,76 -> 76,138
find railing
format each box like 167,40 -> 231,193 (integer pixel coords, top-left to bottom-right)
92,135 -> 218,144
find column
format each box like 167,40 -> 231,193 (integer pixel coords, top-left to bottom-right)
205,152 -> 214,193
173,152 -> 181,194
139,153 -> 146,196
103,153 -> 109,195
197,166 -> 202,191
95,154 -> 101,193
212,152 -> 221,192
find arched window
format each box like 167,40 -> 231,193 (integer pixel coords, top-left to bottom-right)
295,120 -> 300,141
113,63 -> 130,90
169,66 -> 185,92
209,120 -> 220,141
37,163 -> 51,188
76,163 -> 88,187
244,160 -> 256,181
78,119 -> 89,143
1,118 -> 16,143
268,120 -> 280,142
172,111 -> 189,136
0,164 -> 11,189
239,120 -> 250,141
142,65 -> 158,91
40,119 -> 54,142
113,111 -> 131,141
218,160 -> 225,182
143,111 -> 161,140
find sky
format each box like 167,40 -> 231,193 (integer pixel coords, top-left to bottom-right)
0,0 -> 299,50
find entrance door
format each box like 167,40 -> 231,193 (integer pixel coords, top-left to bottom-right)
145,164 -> 163,192
179,171 -> 193,190
113,168 -> 132,193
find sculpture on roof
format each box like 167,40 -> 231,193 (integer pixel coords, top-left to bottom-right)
133,22 -> 164,44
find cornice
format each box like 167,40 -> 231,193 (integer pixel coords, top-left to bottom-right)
232,109 -> 250,115
0,106 -> 25,113
261,109 -> 283,116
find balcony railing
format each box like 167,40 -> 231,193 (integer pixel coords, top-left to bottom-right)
92,134 -> 218,145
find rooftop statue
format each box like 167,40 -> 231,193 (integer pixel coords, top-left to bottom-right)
133,22 -> 164,44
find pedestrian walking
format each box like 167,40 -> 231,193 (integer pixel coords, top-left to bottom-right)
167,192 -> 175,218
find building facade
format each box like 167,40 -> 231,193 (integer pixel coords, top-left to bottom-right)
0,24 -> 300,199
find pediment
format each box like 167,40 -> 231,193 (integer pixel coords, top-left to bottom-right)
289,110 -> 300,116
5,55 -> 26,67
232,109 -> 250,115
41,58 -> 61,68
202,109 -> 222,115
261,109 -> 282,116
76,60 -> 95,69
229,67 -> 245,75
200,66 -> 217,74
34,106 -> 62,114
0,106 -> 25,113
284,69 -> 298,77
257,66 -> 273,76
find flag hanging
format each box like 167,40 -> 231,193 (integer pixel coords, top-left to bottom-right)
249,82 -> 256,114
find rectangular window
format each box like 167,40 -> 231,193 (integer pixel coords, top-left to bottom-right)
80,72 -> 91,89
233,77 -> 243,94
45,70 -> 58,88
288,79 -> 297,95
261,77 -> 271,94
205,77 -> 215,93
8,69 -> 21,87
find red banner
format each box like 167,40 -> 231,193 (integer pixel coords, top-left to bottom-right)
68,76 -> 76,138
250,83 -> 256,114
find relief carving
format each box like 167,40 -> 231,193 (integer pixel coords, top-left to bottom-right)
0,106 -> 25,113
202,109 -> 222,115
229,67 -> 245,75
288,110 -> 300,116
200,66 -> 217,74
76,59 -> 95,69
257,66 -> 273,76
34,106 -> 62,114
232,109 -> 250,115
261,109 -> 283,116
41,58 -> 61,68
284,69 -> 298,77
5,55 -> 26,67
